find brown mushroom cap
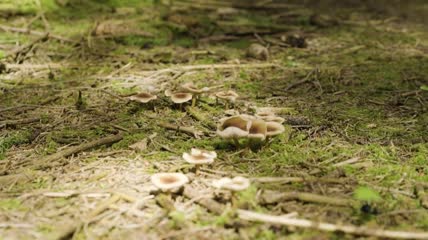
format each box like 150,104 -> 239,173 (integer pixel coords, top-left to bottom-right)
150,173 -> 189,192
217,115 -> 251,139
170,92 -> 193,104
248,119 -> 267,141
265,122 -> 285,137
180,82 -> 210,94
215,90 -> 239,102
128,92 -> 157,103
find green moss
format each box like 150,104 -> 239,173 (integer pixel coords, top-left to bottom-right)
0,199 -> 25,211
0,130 -> 32,160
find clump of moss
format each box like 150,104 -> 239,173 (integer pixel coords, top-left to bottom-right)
0,130 -> 32,160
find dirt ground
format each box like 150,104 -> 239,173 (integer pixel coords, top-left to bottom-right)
0,0 -> 428,239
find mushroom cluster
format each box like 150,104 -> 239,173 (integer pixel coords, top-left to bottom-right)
217,112 -> 285,150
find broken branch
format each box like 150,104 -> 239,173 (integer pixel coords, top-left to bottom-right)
237,209 -> 428,239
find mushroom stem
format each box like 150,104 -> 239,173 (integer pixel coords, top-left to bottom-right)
232,138 -> 240,148
231,192 -> 238,208
195,165 -> 200,175
225,101 -> 229,110
156,193 -> 175,212
216,97 -> 219,105
191,97 -> 197,107
248,139 -> 263,152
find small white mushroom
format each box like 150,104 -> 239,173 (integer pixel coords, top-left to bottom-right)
180,82 -> 210,94
128,92 -> 157,103
215,90 -> 239,109
151,173 -> 189,193
247,43 -> 269,60
183,148 -> 217,174
180,83 -> 210,107
170,92 -> 193,110
212,176 -> 250,192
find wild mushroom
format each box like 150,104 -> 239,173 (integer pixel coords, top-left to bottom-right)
212,176 -> 251,206
265,121 -> 285,139
259,116 -> 285,124
170,92 -> 193,110
151,172 -> 189,193
248,119 -> 267,150
180,82 -> 209,107
246,43 -> 269,60
182,148 -> 217,174
217,115 -> 251,147
215,90 -> 239,109
128,92 -> 157,109
255,111 -> 276,119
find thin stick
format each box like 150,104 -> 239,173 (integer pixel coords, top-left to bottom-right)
185,106 -> 216,130
182,186 -> 224,214
0,24 -> 78,44
259,190 -> 354,206
4,33 -> 49,59
237,209 -> 428,239
33,134 -> 123,170
158,122 -> 202,138
284,69 -> 316,91
0,117 -> 40,129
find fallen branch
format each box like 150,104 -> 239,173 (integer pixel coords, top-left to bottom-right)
5,63 -> 64,70
284,69 -> 316,92
183,186 -> 224,214
259,190 -> 355,207
33,133 -> 123,170
5,33 -> 49,60
0,24 -> 78,44
251,176 -> 354,185
0,117 -> 40,129
158,122 -> 202,138
333,157 -> 361,167
185,106 -> 216,130
237,209 -> 428,239
414,184 -> 428,209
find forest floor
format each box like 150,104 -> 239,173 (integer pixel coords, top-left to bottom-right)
0,1 -> 428,239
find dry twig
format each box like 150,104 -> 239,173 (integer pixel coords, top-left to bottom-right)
237,209 -> 428,239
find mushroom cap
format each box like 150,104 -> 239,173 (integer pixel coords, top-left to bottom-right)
180,82 -> 210,94
164,89 -> 173,97
170,92 -> 193,104
128,92 -> 157,103
265,121 -> 285,137
215,90 -> 239,102
247,43 -> 269,60
212,176 -> 250,191
260,116 -> 285,124
255,111 -> 276,119
248,119 -> 267,141
183,148 -> 217,165
151,173 -> 189,192
217,115 -> 251,139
